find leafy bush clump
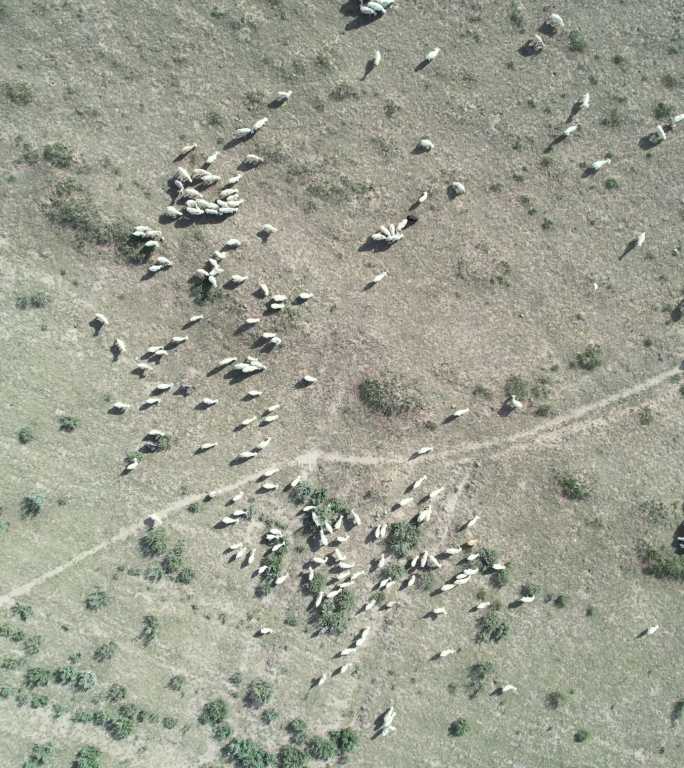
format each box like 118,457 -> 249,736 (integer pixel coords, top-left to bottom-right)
278,745 -> 308,768
22,741 -> 54,767
557,473 -> 590,501
139,527 -> 168,557
546,691 -> 566,710
358,377 -> 418,417
43,143 -> 74,168
476,612 -> 509,643
213,722 -> 233,741
139,614 -> 159,646
199,697 -> 229,725
639,545 -> 684,582
168,675 -> 185,692
54,666 -> 76,685
12,602 -> 33,621
287,719 -> 309,745
17,426 -> 34,444
387,521 -> 421,558
305,736 -> 336,761
574,728 -> 591,743
467,661 -> 494,697
93,641 -> 117,662
21,495 -> 44,518
25,667 -> 51,688
16,292 -> 49,310
329,727 -> 359,755
75,670 -> 97,691
317,590 -> 355,634
654,102 -> 673,120
85,589 -> 108,611
574,344 -> 602,371
245,679 -> 273,708
59,415 -> 80,432
106,683 -> 127,702
568,30 -> 587,52
504,376 -> 529,400
223,738 -> 273,768
448,718 -> 469,737
478,548 -> 497,571
4,81 -> 34,105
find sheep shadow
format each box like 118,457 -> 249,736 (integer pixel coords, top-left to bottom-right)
344,15 -> 374,31
543,135 -> 566,154
518,44 -> 541,57
89,318 -> 105,336
358,237 -> 392,253
223,135 -> 250,151
110,344 -> 122,362
360,58 -> 376,81
414,59 -> 430,72
619,238 -> 639,261
638,133 -> 660,151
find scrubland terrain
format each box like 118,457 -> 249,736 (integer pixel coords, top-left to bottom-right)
0,1 -> 682,767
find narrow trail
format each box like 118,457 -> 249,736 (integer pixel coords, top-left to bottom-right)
1,363 -> 679,608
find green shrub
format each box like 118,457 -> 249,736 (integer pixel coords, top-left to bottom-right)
478,548 -> 497,571
23,634 -> 42,655
329,727 -> 359,755
17,426 -> 34,444
520,583 -> 540,599
25,667 -> 51,687
85,589 -> 108,611
162,716 -> 177,729
261,708 -> 279,725
224,738 -> 273,768
504,375 -> 529,400
308,572 -> 326,596
574,728 -> 591,743
1,656 -> 22,670
213,722 -> 233,741
305,736 -> 336,761
199,697 -> 228,725
545,691 -> 566,710
245,679 -> 273,708
4,81 -> 34,105
575,344 -> 602,371
187,502 -> 200,514
93,641 -> 117,662
58,415 -> 79,432
139,527 -> 168,557
476,612 -> 509,643
21,495 -> 44,518
467,661 -> 494,697
318,590 -> 355,634
12,602 -> 33,621
43,143 -> 74,168
22,741 -> 54,767
568,30 -> 587,52
287,719 -> 308,745
639,545 -> 684,581
53,665 -> 76,685
558,473 -> 590,500
671,699 -> 684,724
168,674 -> 185,692
387,521 -> 421,558
75,670 -> 97,691
30,693 -> 49,709
278,745 -> 308,768
604,178 -> 619,190
358,377 -> 418,417
140,615 -> 159,645
448,718 -> 469,737
654,102 -> 673,120
106,683 -> 127,702
106,714 -> 135,740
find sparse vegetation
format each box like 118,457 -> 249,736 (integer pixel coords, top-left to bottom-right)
16,292 -> 50,310
245,679 -> 273,708
318,590 -> 355,634
558,473 -> 591,501
199,697 -> 229,725
448,718 -> 470,737
139,614 -> 159,645
58,415 -> 80,432
546,691 -> 566,710
574,728 -> 591,743
43,142 -> 74,168
17,426 -> 34,444
605,177 -> 619,190
467,661 -> 494,697
21,495 -> 44,518
639,544 -> 684,582
654,101 -> 673,120
387,521 -> 421,558
85,589 -> 108,611
568,30 -> 587,52
359,377 -> 418,417
476,611 -> 509,643
4,81 -> 34,105
574,344 -> 602,371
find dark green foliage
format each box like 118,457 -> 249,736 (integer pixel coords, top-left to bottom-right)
305,736 -> 336,761
0,686 -> 13,698
574,728 -> 591,743
106,712 -> 135,740
278,745 -> 308,768
358,377 -> 418,417
478,548 -> 497,571
318,590 -> 355,634
545,691 -> 566,710
604,178 -> 619,190
93,641 -> 117,662
520,583 -> 540,598
504,376 -> 529,400
245,679 -> 273,708
261,708 -> 279,725
224,738 -> 274,768
139,527 -> 168,557
25,667 -> 51,687
168,674 -> 185,692
191,279 -> 222,305
187,502 -> 200,514
639,545 -> 684,582
53,665 -> 76,685
106,683 -> 127,702
308,572 -> 326,596
30,693 -> 48,708
329,727 -> 359,755
416,571 -> 434,592
21,495 -> 44,518
287,719 -> 308,745
568,30 -> 587,52
162,716 -> 177,729
12,602 -> 33,621
16,292 -> 50,310
257,538 -> 289,596
199,697 -> 228,725
600,108 -> 622,128
534,403 -> 555,417
381,562 -> 405,581
161,541 -> 185,575
477,612 -> 509,643
557,473 -> 590,500
387,521 -> 421,558
554,594 -> 568,608
23,742 -> 55,768
85,589 -> 108,611
0,622 -> 25,641
671,699 -> 684,724
213,722 -> 233,741
75,670 -> 97,691
575,344 -> 602,371
467,662 -> 494,697
58,415 -> 80,432
139,614 -> 159,645
175,565 -> 195,584
1,655 -> 22,670
4,81 -> 34,105
448,718 -> 469,737
43,143 -> 74,168
638,406 -> 654,426
23,634 -> 42,655
654,102 -> 673,120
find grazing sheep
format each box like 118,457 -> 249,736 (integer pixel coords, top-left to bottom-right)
429,486 -> 444,500
646,624 -> 659,636
201,398 -> 218,407
301,375 -> 318,385
199,442 -> 217,452
418,138 -> 434,151
243,154 -> 264,166
275,90 -> 292,103
636,232 -> 646,248
492,563 -> 506,571
656,124 -> 667,142
579,92 -> 590,111
178,143 -> 197,156
258,627 -> 273,636
238,451 -> 257,460
424,47 -> 441,62
546,13 -> 564,30
171,336 -> 188,344
230,274 -> 248,285
501,684 -> 518,693
438,649 -> 455,658
476,601 -> 491,611
93,312 -> 109,327
316,673 -> 327,687
415,446 -> 433,456
520,595 -> 535,604
416,506 -> 431,524
113,338 -> 126,354
432,607 -> 447,616
217,357 -> 237,369
154,383 -> 173,392
449,408 -> 470,419
397,496 -> 414,508
143,397 -> 160,407
591,158 -> 611,172
440,582 -> 456,592
563,124 -> 578,137
244,317 -> 261,326
188,314 -> 204,324
449,181 -> 466,196
445,547 -> 462,556
247,390 -> 262,399
261,414 -> 279,424
508,395 -> 523,411
255,437 -> 271,450
204,151 -> 219,165
259,223 -> 277,235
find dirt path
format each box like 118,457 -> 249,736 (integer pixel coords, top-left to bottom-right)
1,364 -> 679,608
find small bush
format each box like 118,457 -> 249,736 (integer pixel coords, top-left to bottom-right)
317,590 -> 355,634
213,722 -> 233,741
568,30 -> 587,52
43,143 -> 74,168
4,81 -> 33,105
139,527 -> 168,557
448,718 -> 469,737
245,679 -> 273,708
308,572 -> 327,596
574,728 -> 591,743
93,641 -> 117,662
288,719 -> 308,745
329,727 -> 359,755
604,178 -> 619,190
199,697 -> 228,725
59,415 -> 80,432
654,102 -> 673,120
25,667 -> 51,688
187,502 -> 200,514
478,548 -> 497,571
467,661 -> 494,697
53,665 -> 76,685
358,377 -> 418,417
139,614 -> 159,645
106,683 -> 127,702
85,589 -> 108,611
553,594 -> 568,608
75,670 -> 97,692
558,473 -> 590,501
12,602 -> 33,621
504,376 -> 529,400
476,612 -> 509,643
261,707 -> 278,725
23,634 -> 42,655
387,521 -> 421,558
671,699 -> 684,724
278,745 -> 308,768
21,495 -> 44,518
546,691 -> 566,710
575,344 -> 602,370
22,741 -> 54,767
224,738 -> 272,768
162,716 -> 177,729
639,545 -> 684,582
17,426 -> 34,444
168,674 -> 185,692
106,713 -> 135,740
638,406 -> 654,426
509,1 -> 524,31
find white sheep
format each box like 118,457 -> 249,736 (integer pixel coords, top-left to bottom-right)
143,397 -> 160,407
432,607 -> 447,616
275,90 -> 292,103
418,138 -> 434,151
113,338 -> 126,354
178,143 -> 197,156
563,124 -> 578,137
656,124 -> 667,142
415,446 -> 433,456
429,486 -> 444,500
199,442 -> 217,451
547,13 -> 564,29
424,47 -> 440,62
301,375 -> 318,385
636,232 -> 646,248
243,154 -> 264,166
438,648 -> 455,658
449,181 -> 466,196
258,627 -> 273,636
591,158 -> 611,172
449,408 -> 470,419
171,336 -> 188,344
645,624 -> 659,636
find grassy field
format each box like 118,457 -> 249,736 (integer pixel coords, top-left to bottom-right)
0,1 -> 682,766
